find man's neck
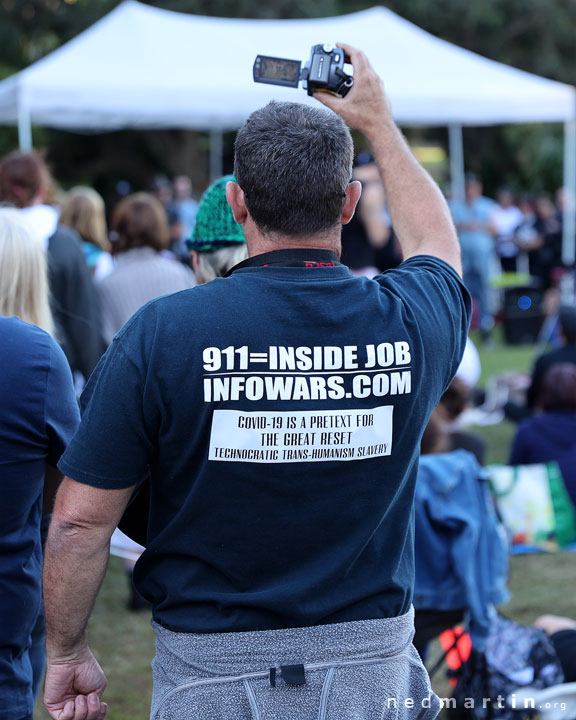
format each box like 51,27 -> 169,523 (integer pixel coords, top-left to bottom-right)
243,219 -> 342,258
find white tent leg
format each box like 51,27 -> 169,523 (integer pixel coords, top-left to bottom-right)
209,129 -> 223,183
17,92 -> 32,151
561,119 -> 576,304
562,120 -> 576,265
448,124 -> 465,203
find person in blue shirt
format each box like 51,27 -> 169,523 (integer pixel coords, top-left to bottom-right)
43,44 -> 470,720
0,211 -> 80,720
450,174 -> 496,341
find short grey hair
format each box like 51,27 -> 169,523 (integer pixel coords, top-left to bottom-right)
234,101 -> 353,236
195,244 -> 248,285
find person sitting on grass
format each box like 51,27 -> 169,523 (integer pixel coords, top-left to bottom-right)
534,615 -> 576,683
510,362 -> 576,508
525,305 -> 576,411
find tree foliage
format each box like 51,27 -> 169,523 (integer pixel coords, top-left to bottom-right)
0,0 -> 574,195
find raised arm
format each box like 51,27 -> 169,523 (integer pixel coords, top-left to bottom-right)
314,44 -> 462,276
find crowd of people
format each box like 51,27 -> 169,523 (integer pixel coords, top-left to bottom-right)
0,41 -> 575,720
450,177 -> 566,341
340,163 -> 569,346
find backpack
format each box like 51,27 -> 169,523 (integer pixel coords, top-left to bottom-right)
446,613 -> 564,720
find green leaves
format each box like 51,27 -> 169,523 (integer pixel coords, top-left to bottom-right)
0,0 -> 572,195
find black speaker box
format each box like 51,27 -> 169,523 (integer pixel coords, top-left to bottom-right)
502,286 -> 545,345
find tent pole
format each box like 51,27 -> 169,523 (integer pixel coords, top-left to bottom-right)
561,119 -> 576,303
209,129 -> 223,183
17,90 -> 32,151
448,124 -> 465,204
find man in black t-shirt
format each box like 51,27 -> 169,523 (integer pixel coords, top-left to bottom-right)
43,45 -> 469,720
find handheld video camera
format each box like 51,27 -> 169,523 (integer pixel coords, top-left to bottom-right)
253,44 -> 353,98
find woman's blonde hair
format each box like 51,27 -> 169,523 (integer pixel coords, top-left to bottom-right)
194,245 -> 248,285
0,208 -> 54,335
60,186 -> 110,252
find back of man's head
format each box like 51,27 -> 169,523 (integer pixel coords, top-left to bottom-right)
234,101 -> 353,237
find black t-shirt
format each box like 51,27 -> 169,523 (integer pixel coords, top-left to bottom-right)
59,253 -> 470,633
340,211 -> 378,270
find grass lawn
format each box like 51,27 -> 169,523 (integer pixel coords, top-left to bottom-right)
35,330 -> 575,718
474,328 -> 537,383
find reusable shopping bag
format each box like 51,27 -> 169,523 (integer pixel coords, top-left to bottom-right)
486,463 -> 576,550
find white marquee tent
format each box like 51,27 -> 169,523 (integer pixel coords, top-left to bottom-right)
0,0 -> 574,261
1,0 -> 574,130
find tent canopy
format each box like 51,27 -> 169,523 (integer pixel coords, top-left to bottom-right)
0,0 -> 574,132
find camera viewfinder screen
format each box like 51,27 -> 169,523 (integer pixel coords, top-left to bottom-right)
253,56 -> 301,88
261,58 -> 300,82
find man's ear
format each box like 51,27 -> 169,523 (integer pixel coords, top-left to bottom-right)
341,180 -> 362,225
226,181 -> 248,225
190,250 -> 199,272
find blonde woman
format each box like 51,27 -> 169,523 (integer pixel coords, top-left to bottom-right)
0,208 -> 54,333
0,209 -> 80,716
60,186 -> 114,280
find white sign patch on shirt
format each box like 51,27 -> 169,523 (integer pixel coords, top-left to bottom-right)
208,406 -> 394,463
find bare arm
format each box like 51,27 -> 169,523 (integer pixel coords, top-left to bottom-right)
315,44 -> 462,276
43,477 -> 135,720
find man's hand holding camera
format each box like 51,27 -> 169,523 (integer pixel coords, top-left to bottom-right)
312,43 -> 394,141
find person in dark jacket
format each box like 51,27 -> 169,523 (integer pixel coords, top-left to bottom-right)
505,304 -> 576,422
0,150 -> 104,382
510,363 -> 576,507
525,305 -> 576,410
